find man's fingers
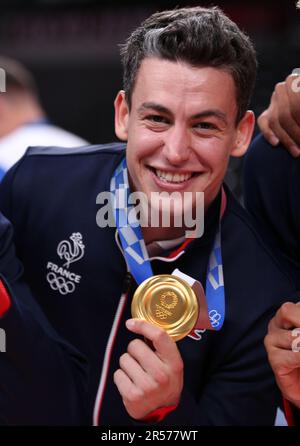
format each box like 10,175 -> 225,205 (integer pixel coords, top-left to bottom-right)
126,338 -> 169,381
119,351 -> 147,384
114,368 -> 140,403
265,327 -> 296,351
258,82 -> 300,156
268,115 -> 300,157
125,319 -> 181,366
257,111 -> 279,145
286,74 -> 300,126
277,113 -> 300,151
274,302 -> 300,330
275,81 -> 300,150
268,348 -> 300,375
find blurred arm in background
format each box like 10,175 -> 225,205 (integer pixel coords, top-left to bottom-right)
257,72 -> 300,157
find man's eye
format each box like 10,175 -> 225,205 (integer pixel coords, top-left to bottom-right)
195,122 -> 217,130
147,115 -> 168,124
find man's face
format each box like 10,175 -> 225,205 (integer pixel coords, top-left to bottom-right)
115,58 -> 253,212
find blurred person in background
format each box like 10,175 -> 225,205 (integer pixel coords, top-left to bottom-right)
0,57 -> 88,179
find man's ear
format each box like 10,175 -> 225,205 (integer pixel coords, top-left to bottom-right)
114,90 -> 129,141
230,111 -> 255,157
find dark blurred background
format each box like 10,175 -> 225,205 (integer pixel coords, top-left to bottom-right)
0,0 -> 299,194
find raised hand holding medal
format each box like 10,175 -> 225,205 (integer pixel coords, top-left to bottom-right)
112,158 -> 226,420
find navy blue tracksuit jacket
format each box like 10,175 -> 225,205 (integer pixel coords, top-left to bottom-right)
0,143 -> 299,425
244,134 -> 300,425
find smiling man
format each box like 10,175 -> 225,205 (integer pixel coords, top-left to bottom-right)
0,6 -> 298,425
115,60 -> 252,237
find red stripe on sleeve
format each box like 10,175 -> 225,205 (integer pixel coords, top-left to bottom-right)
0,279 -> 11,317
283,398 -> 295,426
141,405 -> 177,423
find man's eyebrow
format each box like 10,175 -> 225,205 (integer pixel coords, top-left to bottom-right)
191,110 -> 228,125
138,103 -> 228,125
138,102 -> 172,115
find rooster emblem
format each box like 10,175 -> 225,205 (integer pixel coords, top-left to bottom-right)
57,233 -> 85,268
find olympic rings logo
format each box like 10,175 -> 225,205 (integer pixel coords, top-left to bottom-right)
46,272 -> 76,295
209,309 -> 221,328
155,308 -> 169,320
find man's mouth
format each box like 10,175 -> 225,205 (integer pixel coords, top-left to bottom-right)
149,167 -> 198,184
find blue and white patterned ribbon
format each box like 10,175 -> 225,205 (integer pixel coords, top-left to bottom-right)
110,157 -> 225,330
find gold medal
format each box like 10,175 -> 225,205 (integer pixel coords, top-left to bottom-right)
131,274 -> 199,342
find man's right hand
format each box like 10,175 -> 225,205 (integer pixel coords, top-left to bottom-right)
258,73 -> 300,157
264,302 -> 300,408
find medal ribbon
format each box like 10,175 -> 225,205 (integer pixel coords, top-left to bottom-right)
110,157 -> 226,330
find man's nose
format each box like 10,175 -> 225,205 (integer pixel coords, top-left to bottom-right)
163,125 -> 191,165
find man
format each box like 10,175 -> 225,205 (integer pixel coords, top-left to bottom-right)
0,57 -> 88,178
0,6 -> 298,425
244,1 -> 300,423
244,59 -> 300,427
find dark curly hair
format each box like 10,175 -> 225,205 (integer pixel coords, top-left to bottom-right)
120,6 -> 257,123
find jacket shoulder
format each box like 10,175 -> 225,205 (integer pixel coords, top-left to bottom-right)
25,142 -> 126,157
0,142 -> 126,220
225,185 -> 297,292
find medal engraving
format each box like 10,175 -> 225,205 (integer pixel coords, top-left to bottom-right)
131,275 -> 199,341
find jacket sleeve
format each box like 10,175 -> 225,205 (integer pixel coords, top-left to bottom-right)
0,157 -> 21,222
0,212 -> 88,425
243,134 -> 300,268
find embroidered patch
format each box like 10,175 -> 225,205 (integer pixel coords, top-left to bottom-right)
46,233 -> 85,295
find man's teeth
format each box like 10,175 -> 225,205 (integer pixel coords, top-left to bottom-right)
155,169 -> 192,183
